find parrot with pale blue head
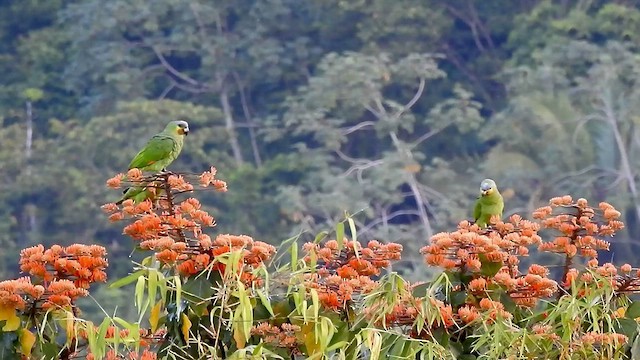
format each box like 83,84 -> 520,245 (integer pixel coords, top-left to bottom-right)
473,178 -> 504,227
116,120 -> 189,205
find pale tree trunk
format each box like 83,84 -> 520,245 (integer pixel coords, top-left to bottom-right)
602,99 -> 640,225
219,85 -> 244,166
233,71 -> 262,167
25,101 -> 36,232
25,101 -> 33,173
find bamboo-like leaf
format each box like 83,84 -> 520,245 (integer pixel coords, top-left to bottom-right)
366,330 -> 382,360
150,301 -> 162,333
64,310 -> 75,345
347,216 -> 357,243
174,275 -> 182,308
256,289 -> 275,317
85,321 -> 97,359
135,275 -> 145,311
314,231 -> 328,244
109,269 -> 145,289
336,222 -> 345,250
290,239 -> 299,272
148,270 -> 158,304
95,317 -> 110,358
310,288 -> 319,321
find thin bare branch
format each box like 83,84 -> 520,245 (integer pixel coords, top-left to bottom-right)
340,121 -> 376,135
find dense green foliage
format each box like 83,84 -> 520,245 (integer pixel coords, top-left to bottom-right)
2,0 -> 640,292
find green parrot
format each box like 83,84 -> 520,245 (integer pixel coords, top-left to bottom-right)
116,120 -> 189,205
473,178 -> 504,228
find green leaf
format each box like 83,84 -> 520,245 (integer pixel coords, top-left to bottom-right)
336,222 -> 345,250
256,289 -> 275,317
411,282 -> 430,297
148,270 -> 158,304
109,270 -> 145,289
135,275 -> 145,311
182,273 -> 215,303
347,216 -> 357,243
174,275 -> 182,308
314,231 -> 328,244
614,318 -> 638,339
450,290 -> 467,307
290,239 -> 298,272
479,253 -> 503,277
627,301 -> 640,319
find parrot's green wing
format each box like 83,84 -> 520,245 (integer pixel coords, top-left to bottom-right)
473,197 -> 482,221
128,135 -> 177,170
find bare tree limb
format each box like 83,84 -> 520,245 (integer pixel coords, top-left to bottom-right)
232,70 -> 262,167
340,121 -> 376,135
151,46 -> 203,87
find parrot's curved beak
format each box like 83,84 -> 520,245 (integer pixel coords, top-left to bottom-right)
180,128 -> 189,136
480,183 -> 493,195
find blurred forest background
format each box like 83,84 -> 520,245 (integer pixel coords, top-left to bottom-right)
2,0 -> 640,314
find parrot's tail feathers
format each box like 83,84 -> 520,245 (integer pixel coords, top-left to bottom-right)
122,187 -> 130,194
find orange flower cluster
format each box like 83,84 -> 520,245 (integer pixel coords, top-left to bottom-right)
0,277 -> 43,311
251,322 -> 301,349
303,239 -> 402,277
19,244 -> 108,289
106,167 -> 228,193
0,276 -> 91,312
573,332 -> 628,348
105,170 -> 275,287
563,262 -> 640,296
173,234 -> 276,280
535,197 -> 623,259
113,197 -> 215,241
422,215 -> 558,309
199,166 -> 228,192
105,169 -> 154,190
41,279 -> 89,310
467,265 -> 557,308
420,215 -> 541,273
301,239 -> 402,309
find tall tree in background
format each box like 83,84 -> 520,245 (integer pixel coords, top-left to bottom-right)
270,52 -> 483,267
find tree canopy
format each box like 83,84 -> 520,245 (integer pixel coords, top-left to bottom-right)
1,0 -> 640,283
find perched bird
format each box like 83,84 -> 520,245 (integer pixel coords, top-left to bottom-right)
127,120 -> 190,172
473,178 -> 504,228
116,120 -> 189,205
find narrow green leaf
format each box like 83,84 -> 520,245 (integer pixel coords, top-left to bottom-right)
336,222 -> 345,250
479,253 -> 503,277
174,275 -> 182,308
311,288 -> 319,321
314,231 -> 329,244
290,239 -> 298,272
256,289 -> 275,317
347,217 -> 357,243
109,270 -> 145,289
135,276 -> 145,311
148,270 -> 157,304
